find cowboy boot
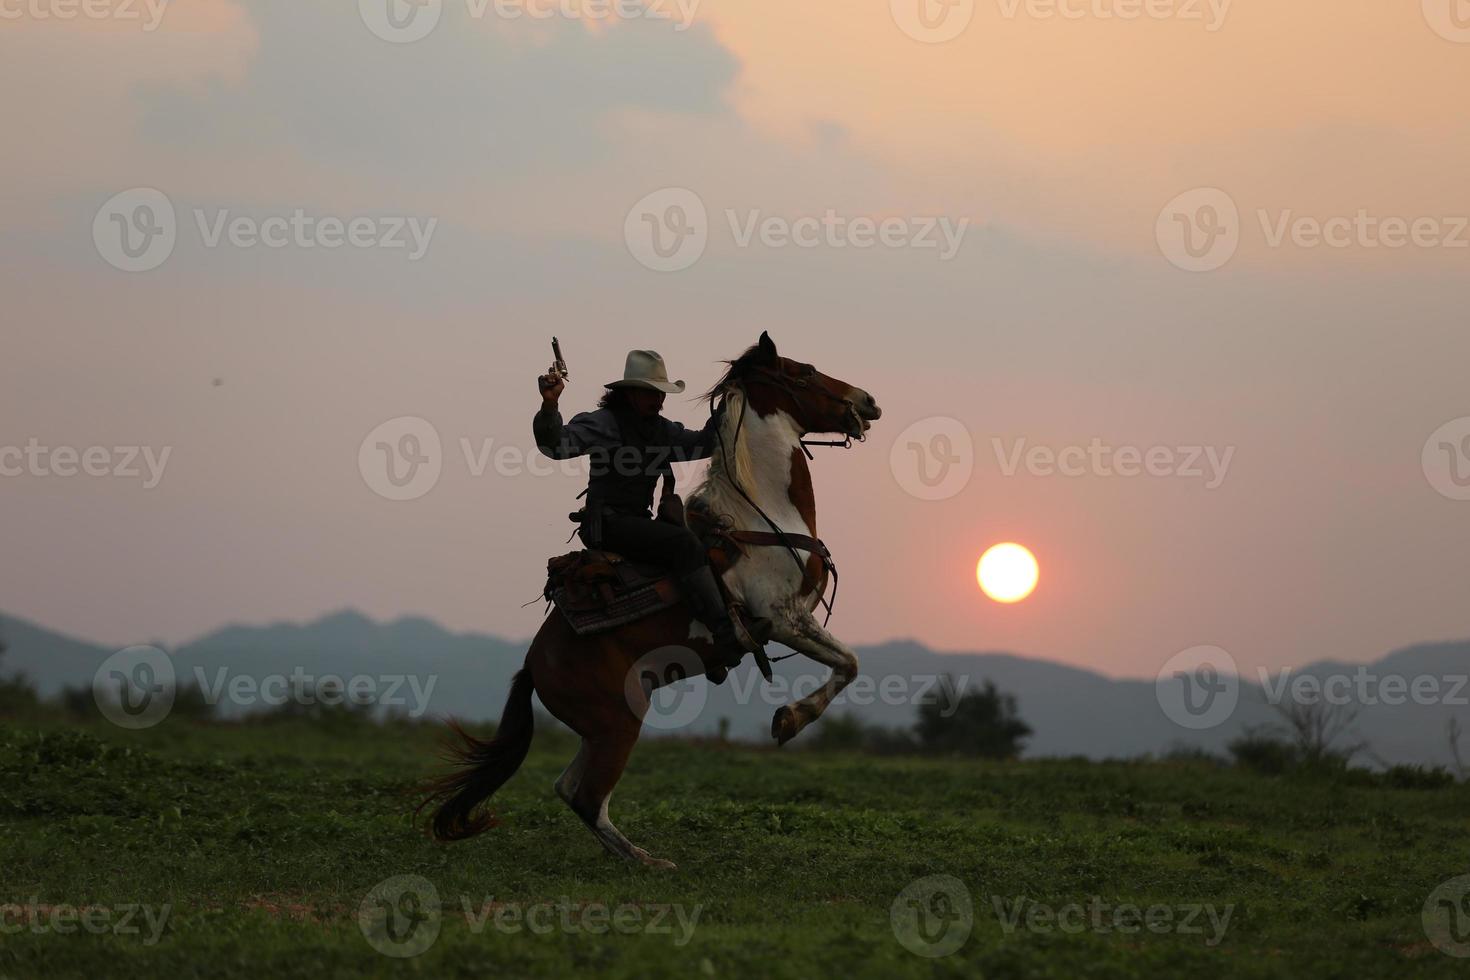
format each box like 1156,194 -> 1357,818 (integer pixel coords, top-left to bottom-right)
678,566 -> 763,681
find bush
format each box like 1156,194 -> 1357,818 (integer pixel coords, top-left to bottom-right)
1381,765 -> 1456,790
1227,730 -> 1302,775
915,677 -> 1032,759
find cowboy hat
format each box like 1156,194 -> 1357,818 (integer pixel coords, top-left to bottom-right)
605,349 -> 686,393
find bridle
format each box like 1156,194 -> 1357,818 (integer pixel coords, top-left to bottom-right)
739,365 -> 866,458
705,364 -> 858,631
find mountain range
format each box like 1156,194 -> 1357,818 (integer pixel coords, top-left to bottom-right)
2,609 -> 1466,768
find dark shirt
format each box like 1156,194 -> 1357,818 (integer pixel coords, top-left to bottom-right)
534,404 -> 723,515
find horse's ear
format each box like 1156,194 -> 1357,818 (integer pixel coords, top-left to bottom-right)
757,331 -> 778,362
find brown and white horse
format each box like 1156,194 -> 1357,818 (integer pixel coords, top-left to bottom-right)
419,332 -> 881,869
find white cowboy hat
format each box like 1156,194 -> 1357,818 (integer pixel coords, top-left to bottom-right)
605,349 -> 686,393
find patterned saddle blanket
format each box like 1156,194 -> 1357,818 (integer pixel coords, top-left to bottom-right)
544,550 -> 684,636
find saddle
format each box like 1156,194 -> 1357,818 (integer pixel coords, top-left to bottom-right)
544,550 -> 685,636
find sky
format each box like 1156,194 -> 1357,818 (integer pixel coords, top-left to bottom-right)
3,0 -> 1469,679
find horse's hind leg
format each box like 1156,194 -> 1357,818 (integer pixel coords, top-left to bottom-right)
567,727 -> 676,870
553,742 -> 586,806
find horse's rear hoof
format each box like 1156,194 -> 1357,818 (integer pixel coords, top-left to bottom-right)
632,847 -> 678,871
771,705 -> 800,746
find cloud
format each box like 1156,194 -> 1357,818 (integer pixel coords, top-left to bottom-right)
700,0 -> 1470,261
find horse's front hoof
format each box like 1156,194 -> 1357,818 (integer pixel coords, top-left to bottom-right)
771,705 -> 800,746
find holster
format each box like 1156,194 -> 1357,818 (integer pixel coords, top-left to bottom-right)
571,489 -> 605,549
655,471 -> 684,527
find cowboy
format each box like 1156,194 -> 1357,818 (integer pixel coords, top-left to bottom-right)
534,349 -> 760,674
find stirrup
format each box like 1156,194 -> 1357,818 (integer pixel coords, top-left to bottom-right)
725,621 -> 773,684
727,605 -> 773,683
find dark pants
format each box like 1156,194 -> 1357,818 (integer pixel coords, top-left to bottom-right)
589,512 -> 706,575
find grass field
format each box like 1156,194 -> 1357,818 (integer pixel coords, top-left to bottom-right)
2,714 -> 1469,978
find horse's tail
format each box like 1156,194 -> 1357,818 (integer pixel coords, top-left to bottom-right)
417,668 -> 536,842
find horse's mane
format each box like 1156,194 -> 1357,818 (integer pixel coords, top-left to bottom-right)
690,388 -> 756,516
690,343 -> 770,515
700,342 -> 767,412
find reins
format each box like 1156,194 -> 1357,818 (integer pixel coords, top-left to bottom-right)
710,370 -> 854,629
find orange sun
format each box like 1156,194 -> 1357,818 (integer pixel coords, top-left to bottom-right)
977,543 -> 1039,603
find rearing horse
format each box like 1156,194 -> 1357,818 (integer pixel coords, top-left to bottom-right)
419,332 -> 882,869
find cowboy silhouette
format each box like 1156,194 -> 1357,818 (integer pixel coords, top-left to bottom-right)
535,349 -> 761,679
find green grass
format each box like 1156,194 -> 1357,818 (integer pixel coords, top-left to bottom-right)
1,716 -> 1468,978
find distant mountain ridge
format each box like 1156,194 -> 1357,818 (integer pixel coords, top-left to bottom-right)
2,609 -> 1466,768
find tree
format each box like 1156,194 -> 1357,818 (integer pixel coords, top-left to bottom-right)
1272,698 -> 1366,768
915,676 -> 1032,759
0,629 -> 40,716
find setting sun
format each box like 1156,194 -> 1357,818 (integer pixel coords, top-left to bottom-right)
977,543 -> 1040,604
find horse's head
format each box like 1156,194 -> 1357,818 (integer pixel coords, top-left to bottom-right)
710,332 -> 882,439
